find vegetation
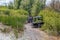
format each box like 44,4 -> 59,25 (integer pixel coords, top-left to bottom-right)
39,8 -> 60,36
14,0 -> 46,16
0,0 -> 60,36
0,8 -> 28,31
50,0 -> 60,11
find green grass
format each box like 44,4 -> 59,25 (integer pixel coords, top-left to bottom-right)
0,8 -> 28,31
39,8 -> 60,36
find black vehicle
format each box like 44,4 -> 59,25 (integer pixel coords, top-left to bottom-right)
32,16 -> 44,28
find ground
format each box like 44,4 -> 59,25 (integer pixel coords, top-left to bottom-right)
0,23 -> 59,40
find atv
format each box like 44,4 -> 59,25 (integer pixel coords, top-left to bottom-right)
32,16 -> 44,28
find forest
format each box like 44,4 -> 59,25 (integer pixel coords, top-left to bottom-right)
0,0 -> 60,39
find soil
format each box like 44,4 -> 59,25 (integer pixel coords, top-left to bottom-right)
0,23 -> 59,40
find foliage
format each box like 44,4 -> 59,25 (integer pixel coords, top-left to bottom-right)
31,0 -> 46,16
1,0 -> 60,36
8,2 -> 14,9
39,8 -> 60,35
14,0 -> 22,9
0,9 -> 28,31
14,0 -> 46,16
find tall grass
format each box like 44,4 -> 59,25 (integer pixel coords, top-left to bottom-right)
0,9 -> 28,31
39,8 -> 60,36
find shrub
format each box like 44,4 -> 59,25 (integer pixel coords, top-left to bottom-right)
39,8 -> 60,35
10,9 -> 28,16
0,9 -> 28,31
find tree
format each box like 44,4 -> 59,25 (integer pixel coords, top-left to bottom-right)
17,0 -> 22,9
8,2 -> 14,9
50,0 -> 60,11
14,0 -> 22,9
14,0 -> 46,16
20,0 -> 34,16
27,0 -> 34,16
31,0 -> 46,16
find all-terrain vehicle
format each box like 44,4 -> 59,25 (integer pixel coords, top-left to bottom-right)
32,16 -> 44,28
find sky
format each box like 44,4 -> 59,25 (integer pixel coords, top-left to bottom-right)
0,0 -> 51,6
0,0 -> 14,5
46,0 -> 51,5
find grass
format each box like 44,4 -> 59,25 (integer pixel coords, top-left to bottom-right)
39,8 -> 60,36
0,7 -> 28,38
0,8 -> 28,31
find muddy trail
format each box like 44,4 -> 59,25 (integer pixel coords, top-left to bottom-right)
0,23 -> 59,40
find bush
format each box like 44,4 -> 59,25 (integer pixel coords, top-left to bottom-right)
0,9 -> 28,31
10,9 -> 28,16
39,8 -> 60,35
0,9 -> 10,15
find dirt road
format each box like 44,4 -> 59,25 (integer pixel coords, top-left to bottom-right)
0,23 -> 59,40
18,23 -> 49,40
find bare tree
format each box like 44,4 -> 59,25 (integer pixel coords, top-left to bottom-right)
50,0 -> 60,11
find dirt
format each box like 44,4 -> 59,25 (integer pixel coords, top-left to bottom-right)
21,23 -> 49,40
0,23 -> 59,40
